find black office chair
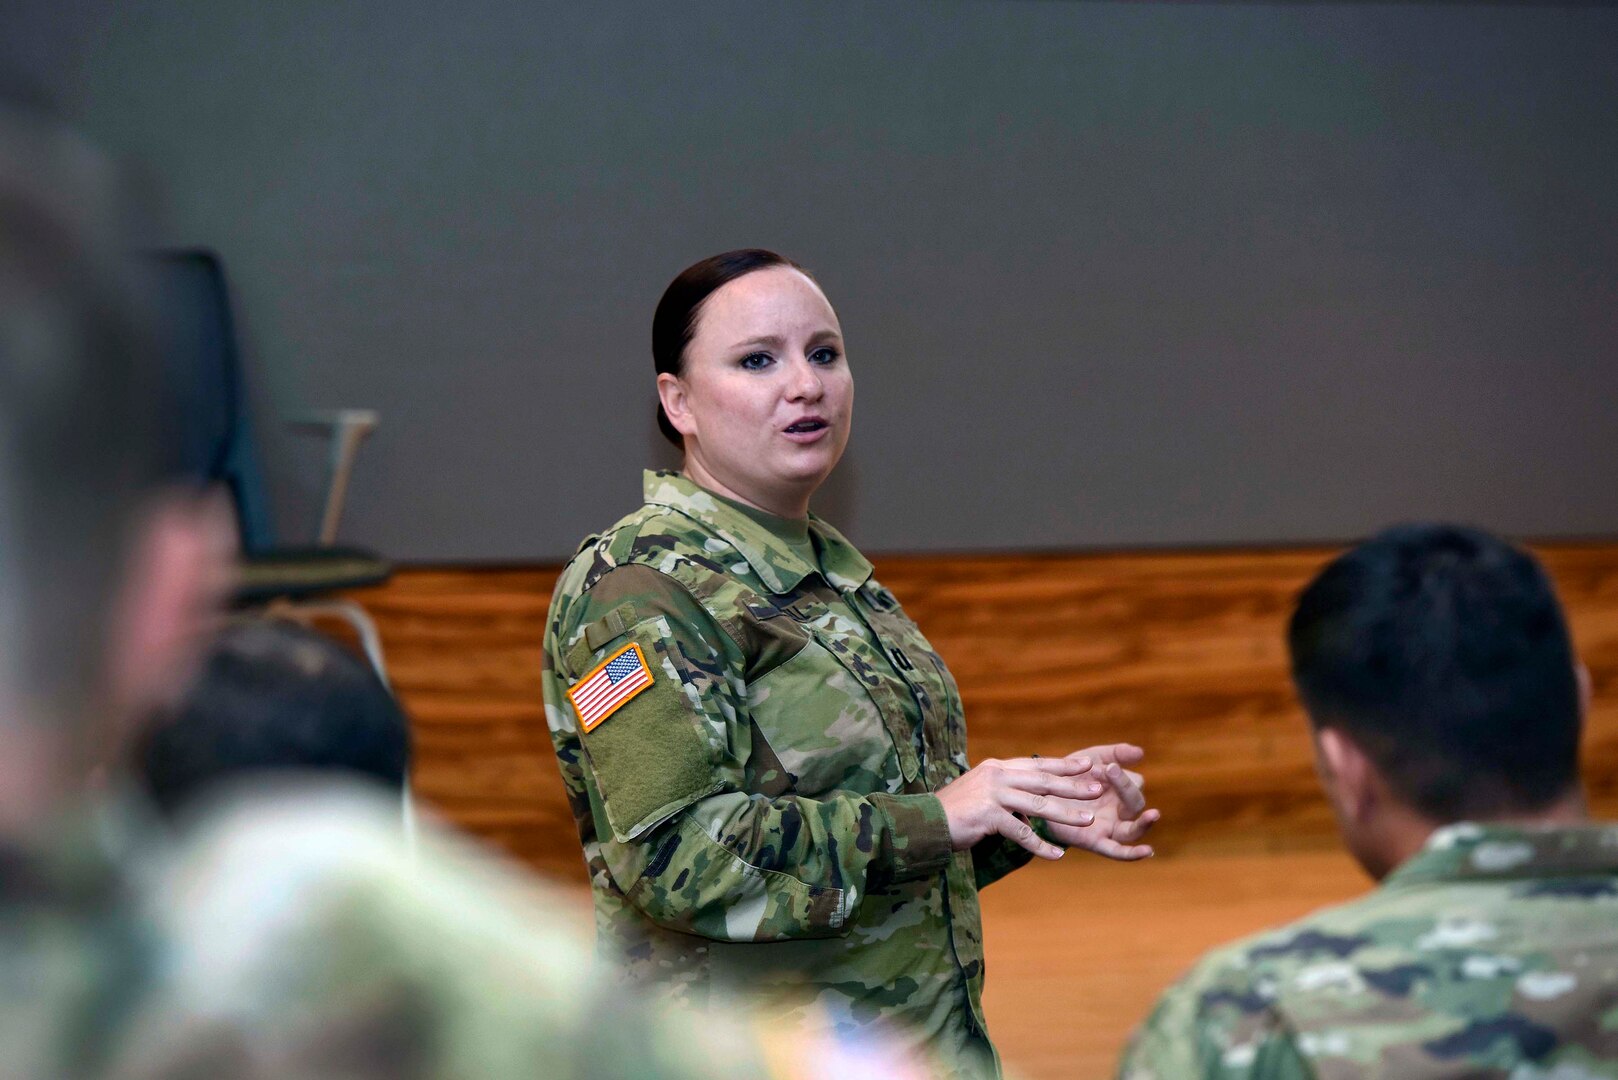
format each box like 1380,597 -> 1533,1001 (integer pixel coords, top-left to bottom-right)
148,249 -> 394,680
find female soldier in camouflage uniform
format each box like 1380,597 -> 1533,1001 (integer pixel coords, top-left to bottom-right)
542,250 -> 1159,1078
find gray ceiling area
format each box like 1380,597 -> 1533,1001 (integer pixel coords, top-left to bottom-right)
12,2 -> 1617,562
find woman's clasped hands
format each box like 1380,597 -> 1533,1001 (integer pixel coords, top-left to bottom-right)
936,743 -> 1159,862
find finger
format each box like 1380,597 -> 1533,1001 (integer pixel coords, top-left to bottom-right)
999,768 -> 1104,801
1004,754 -> 1094,776
1103,762 -> 1148,819
1064,822 -> 1155,860
1114,743 -> 1146,765
1073,743 -> 1145,767
1033,819 -> 1078,845
996,809 -> 1064,860
1002,790 -> 1095,828
1112,809 -> 1160,844
1083,838 -> 1155,861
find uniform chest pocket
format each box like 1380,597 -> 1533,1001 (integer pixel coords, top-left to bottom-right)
863,603 -> 970,772
745,635 -> 904,798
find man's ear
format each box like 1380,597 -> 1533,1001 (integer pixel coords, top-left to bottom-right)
1576,662 -> 1592,718
103,490 -> 235,734
1316,726 -> 1377,825
656,372 -> 697,439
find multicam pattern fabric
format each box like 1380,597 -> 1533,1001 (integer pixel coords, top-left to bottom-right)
1119,822 -> 1618,1080
0,810 -> 149,1080
542,470 -> 1036,1078
0,789 -> 785,1080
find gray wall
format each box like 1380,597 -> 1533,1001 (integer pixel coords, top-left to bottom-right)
13,2 -> 1618,561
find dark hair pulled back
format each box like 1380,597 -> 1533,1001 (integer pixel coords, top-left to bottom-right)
651,248 -> 805,446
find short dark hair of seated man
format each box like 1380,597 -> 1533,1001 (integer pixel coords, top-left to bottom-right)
1118,524 -> 1614,1080
137,618 -> 411,820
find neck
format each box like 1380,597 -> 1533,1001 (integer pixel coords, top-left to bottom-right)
1375,788 -> 1590,880
0,726 -> 75,840
680,455 -> 811,520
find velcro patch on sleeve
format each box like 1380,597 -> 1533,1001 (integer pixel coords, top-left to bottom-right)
568,642 -> 654,732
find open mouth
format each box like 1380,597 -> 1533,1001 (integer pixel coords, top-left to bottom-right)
784,418 -> 828,435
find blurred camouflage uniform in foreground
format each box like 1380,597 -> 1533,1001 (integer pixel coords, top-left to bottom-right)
543,471 -> 1041,1078
1120,822 -> 1618,1079
2,789 -> 803,1079
0,102 -> 854,1080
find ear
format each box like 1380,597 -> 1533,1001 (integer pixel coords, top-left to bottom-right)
1576,662 -> 1593,718
103,491 -> 236,732
656,372 -> 697,439
1315,726 -> 1377,825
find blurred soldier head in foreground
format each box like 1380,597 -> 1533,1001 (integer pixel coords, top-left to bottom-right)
137,617 -> 410,822
0,99 -> 231,832
1288,523 -> 1586,878
0,101 -> 925,1080
1121,525 -> 1611,1080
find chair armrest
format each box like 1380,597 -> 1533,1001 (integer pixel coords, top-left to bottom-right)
288,409 -> 379,545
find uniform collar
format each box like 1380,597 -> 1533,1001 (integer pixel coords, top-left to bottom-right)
641,470 -> 872,596
1382,820 -> 1618,890
0,799 -> 131,909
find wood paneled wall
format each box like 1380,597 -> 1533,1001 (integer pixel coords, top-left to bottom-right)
347,543 -> 1618,883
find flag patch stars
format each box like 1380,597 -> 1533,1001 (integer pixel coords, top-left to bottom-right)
569,642 -> 654,732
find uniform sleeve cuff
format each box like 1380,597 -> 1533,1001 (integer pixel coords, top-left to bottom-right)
870,793 -> 955,883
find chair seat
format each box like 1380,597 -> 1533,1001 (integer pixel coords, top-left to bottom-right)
234,546 -> 393,605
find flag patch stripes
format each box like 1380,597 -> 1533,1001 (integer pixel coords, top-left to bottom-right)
568,642 -> 654,732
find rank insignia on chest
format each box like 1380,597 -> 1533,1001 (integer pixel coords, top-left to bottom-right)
568,642 -> 654,732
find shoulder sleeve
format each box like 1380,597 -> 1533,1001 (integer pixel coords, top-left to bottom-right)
543,561 -> 953,943
1116,947 -> 1313,1080
549,562 -> 733,841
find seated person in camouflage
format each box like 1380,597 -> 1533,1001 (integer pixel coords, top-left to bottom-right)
0,104 -> 910,1080
1120,524 -> 1618,1079
135,617 -> 411,821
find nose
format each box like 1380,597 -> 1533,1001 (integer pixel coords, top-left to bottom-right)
787,356 -> 824,402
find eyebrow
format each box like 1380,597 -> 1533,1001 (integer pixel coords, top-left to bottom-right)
729,335 -> 786,351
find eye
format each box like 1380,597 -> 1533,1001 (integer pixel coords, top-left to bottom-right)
739,352 -> 773,371
809,346 -> 840,366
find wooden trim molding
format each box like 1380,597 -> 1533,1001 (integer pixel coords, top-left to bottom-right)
341,543 -> 1618,882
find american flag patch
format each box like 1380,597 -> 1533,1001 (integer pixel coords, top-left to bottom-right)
568,642 -> 654,732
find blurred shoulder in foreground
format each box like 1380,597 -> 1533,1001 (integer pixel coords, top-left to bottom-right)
116,785 -> 790,1079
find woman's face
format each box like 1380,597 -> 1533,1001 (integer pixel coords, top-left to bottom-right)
660,266 -> 853,517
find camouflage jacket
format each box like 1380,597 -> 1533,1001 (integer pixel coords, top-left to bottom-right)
542,471 -> 1036,1078
0,789 -> 800,1080
1118,821 -> 1618,1079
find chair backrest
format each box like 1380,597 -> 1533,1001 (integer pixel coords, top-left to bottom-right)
146,249 -> 276,552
